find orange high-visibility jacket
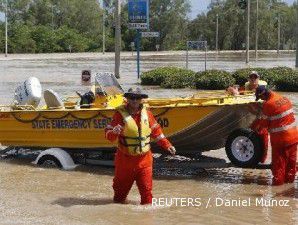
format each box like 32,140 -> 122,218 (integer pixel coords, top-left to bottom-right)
258,92 -> 298,147
105,106 -> 172,167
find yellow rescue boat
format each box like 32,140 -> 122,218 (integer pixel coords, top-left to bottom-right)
0,73 -> 263,167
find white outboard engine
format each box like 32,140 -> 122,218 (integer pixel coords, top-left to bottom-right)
14,77 -> 42,108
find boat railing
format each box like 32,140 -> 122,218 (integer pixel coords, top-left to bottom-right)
0,104 -> 36,111
0,103 -> 98,111
63,96 -> 80,102
146,92 -> 256,107
192,90 -> 254,98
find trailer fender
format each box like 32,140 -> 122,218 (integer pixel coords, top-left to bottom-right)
32,148 -> 77,170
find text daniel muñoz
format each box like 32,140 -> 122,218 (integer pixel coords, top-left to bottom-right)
152,197 -> 290,207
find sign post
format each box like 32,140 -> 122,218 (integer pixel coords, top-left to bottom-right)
186,41 -> 208,71
115,0 -> 121,79
128,0 -> 149,79
130,42 -> 135,55
156,44 -> 160,51
136,30 -> 141,79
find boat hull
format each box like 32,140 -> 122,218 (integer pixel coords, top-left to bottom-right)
153,104 -> 256,153
0,103 -> 257,153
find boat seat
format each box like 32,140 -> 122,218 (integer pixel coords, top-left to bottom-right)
44,89 -> 64,109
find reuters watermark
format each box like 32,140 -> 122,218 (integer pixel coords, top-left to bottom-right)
152,197 -> 290,208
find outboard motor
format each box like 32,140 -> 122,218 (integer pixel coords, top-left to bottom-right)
76,91 -> 95,108
14,77 -> 42,108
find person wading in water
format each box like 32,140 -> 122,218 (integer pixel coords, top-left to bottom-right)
105,87 -> 176,204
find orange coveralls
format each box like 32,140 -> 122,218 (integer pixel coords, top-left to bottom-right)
105,108 -> 172,204
250,120 -> 269,163
240,85 -> 269,163
254,92 -> 298,185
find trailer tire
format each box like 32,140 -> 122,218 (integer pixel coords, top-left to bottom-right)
38,155 -> 62,168
225,128 -> 263,167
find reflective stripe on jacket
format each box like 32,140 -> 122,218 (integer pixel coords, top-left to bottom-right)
262,92 -> 298,146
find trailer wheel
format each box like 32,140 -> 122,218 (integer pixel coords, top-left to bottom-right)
225,128 -> 263,167
37,155 -> 62,168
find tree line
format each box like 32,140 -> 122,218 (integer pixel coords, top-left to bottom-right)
0,0 -> 296,53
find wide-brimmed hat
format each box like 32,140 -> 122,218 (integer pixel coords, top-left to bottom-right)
249,71 -> 260,79
255,85 -> 268,101
124,87 -> 148,99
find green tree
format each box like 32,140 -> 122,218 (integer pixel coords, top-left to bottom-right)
9,23 -> 36,53
150,0 -> 190,50
188,0 -> 296,51
56,26 -> 92,52
31,25 -> 60,52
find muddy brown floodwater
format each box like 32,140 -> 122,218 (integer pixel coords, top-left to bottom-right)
0,52 -> 297,225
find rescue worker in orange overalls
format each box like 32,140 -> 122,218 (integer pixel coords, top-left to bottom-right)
254,86 -> 298,185
105,88 -> 176,204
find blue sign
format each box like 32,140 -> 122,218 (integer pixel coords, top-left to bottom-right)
128,0 -> 149,30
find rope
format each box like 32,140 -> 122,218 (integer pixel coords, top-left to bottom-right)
70,111 -> 102,120
42,112 -> 70,120
10,109 -> 112,123
12,112 -> 41,123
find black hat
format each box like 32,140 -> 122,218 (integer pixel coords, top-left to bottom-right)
124,87 -> 148,99
255,85 -> 268,101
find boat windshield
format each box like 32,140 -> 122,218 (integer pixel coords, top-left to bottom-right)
94,72 -> 124,96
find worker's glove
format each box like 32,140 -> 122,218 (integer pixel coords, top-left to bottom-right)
112,124 -> 123,135
168,146 -> 176,155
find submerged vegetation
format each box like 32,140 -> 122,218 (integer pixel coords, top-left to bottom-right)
141,67 -> 196,88
141,66 -> 298,92
196,70 -> 235,90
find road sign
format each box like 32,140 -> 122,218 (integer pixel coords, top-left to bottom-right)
81,70 -> 91,83
128,0 -> 149,30
187,41 -> 207,49
186,40 -> 208,71
141,32 -> 160,38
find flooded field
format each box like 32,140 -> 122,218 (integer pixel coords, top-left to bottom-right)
0,51 -> 297,225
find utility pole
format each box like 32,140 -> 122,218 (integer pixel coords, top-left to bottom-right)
216,13 -> 219,54
5,0 -> 8,57
277,13 -> 281,56
255,0 -> 258,61
114,0 -> 121,78
102,0 -> 105,54
246,0 -> 250,64
296,0 -> 298,68
51,4 -> 54,30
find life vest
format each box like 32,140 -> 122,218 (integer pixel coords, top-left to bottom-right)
117,105 -> 152,156
263,92 -> 298,146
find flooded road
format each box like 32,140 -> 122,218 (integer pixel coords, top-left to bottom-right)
0,51 -> 297,225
